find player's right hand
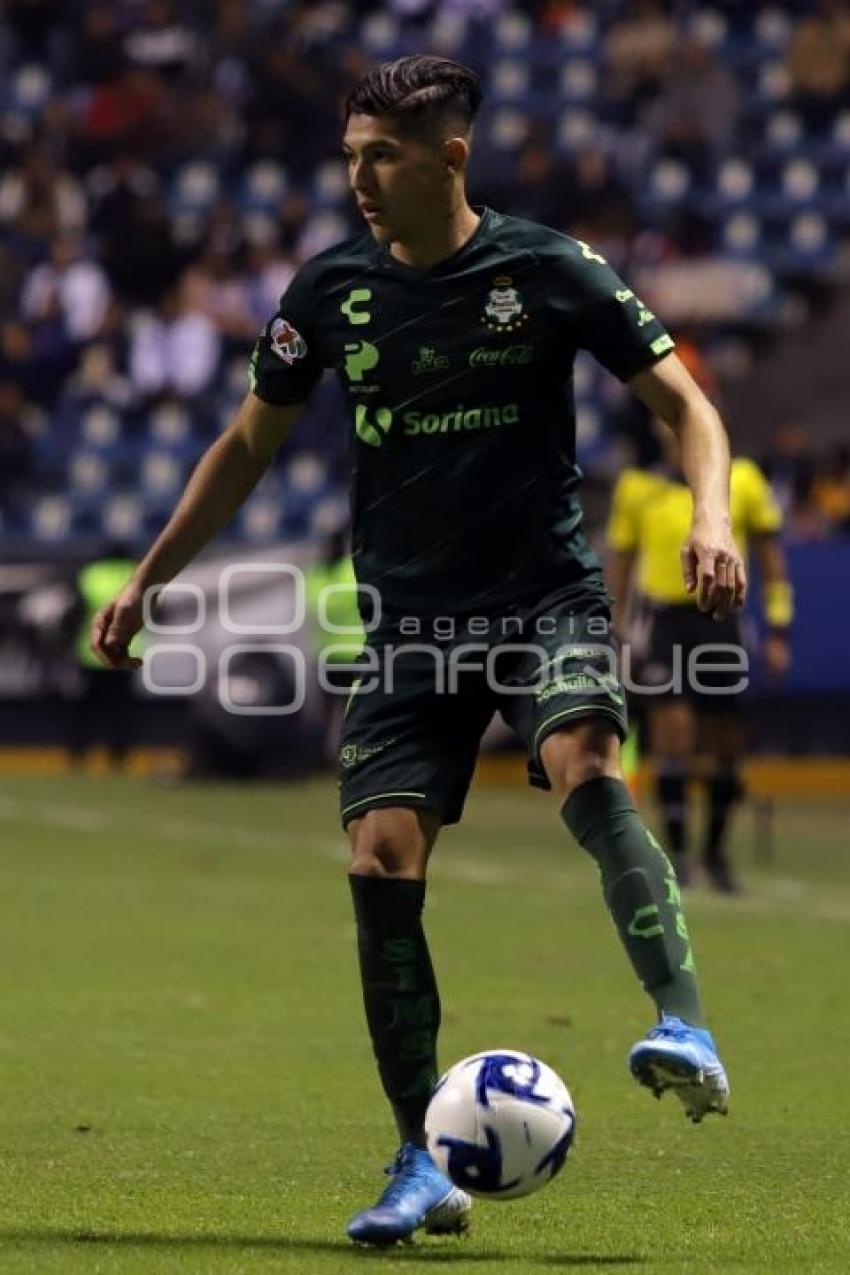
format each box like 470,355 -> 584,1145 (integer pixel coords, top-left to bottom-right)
90,585 -> 146,670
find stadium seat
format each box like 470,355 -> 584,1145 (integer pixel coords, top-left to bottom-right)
31,496 -> 72,541
555,108 -> 597,152
240,500 -> 284,543
141,453 -> 183,498
429,10 -> 467,56
170,161 -> 220,214
755,61 -> 791,103
557,9 -> 599,53
69,452 -> 109,497
494,10 -> 533,51
310,493 -> 349,539
490,60 -> 530,102
721,211 -> 763,257
81,405 -> 120,448
239,161 -> 288,212
287,453 -> 328,496
101,495 -> 143,542
686,9 -> 728,51
646,159 -> 692,211
311,159 -> 349,208
7,64 -> 51,116
753,8 -> 793,51
558,60 -> 598,105
148,402 -> 191,448
360,12 -> 400,54
762,110 -> 804,155
487,108 -> 530,152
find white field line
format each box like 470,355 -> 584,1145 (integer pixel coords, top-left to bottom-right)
0,795 -> 848,920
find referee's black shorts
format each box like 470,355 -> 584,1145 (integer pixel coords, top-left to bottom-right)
639,602 -> 747,713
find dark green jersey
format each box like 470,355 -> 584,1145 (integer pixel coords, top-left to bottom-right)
250,206 -> 674,617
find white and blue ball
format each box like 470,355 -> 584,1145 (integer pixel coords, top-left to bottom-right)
424,1049 -> 576,1200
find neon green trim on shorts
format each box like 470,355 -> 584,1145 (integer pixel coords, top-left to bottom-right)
533,702 -> 627,760
341,790 -> 427,819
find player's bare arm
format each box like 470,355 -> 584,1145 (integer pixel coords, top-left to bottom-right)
90,394 -> 301,670
629,352 -> 747,620
752,532 -> 793,680
606,549 -> 637,640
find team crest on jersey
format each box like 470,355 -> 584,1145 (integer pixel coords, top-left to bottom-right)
269,317 -> 307,365
481,275 -> 529,333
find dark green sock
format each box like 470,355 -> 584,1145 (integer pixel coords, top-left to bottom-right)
349,875 -> 440,1147
562,776 -> 704,1025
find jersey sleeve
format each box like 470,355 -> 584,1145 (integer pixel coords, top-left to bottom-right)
550,237 -> 675,382
249,264 -> 326,406
736,458 -> 784,535
606,470 -> 642,552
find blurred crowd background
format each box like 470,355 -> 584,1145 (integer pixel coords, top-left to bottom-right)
2,0 -> 850,766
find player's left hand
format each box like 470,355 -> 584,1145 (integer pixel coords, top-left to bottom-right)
681,516 -> 747,621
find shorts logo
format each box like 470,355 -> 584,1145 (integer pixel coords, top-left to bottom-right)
412,346 -> 450,374
269,317 -> 307,364
340,740 -> 394,768
355,404 -> 394,447
345,339 -> 379,382
340,287 -> 372,325
481,275 -> 529,333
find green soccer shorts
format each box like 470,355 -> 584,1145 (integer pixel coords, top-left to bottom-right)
337,582 -> 628,829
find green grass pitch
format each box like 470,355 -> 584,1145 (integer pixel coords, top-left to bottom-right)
0,774 -> 848,1274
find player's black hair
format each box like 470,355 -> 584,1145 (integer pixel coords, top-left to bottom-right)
343,55 -> 483,139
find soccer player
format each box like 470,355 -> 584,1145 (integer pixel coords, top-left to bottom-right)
91,57 -> 746,1246
607,415 -> 792,892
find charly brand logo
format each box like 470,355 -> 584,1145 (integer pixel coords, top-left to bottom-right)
345,339 -> 379,382
340,287 -> 372,325
403,402 -> 520,436
481,275 -> 529,333
355,403 -> 394,447
469,344 -> 534,368
269,317 -> 307,364
412,346 -> 450,374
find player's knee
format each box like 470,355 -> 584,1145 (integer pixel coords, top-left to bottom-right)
347,808 -> 434,878
540,720 -> 622,801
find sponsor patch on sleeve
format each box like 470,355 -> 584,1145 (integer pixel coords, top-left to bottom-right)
650,334 -> 675,356
270,317 -> 308,365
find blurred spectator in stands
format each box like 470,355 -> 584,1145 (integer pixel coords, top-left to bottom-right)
80,67 -> 170,168
564,145 -> 636,259
2,0 -> 64,67
88,153 -> 160,239
0,148 -> 86,241
98,192 -> 185,308
129,285 -> 220,400
0,317 -> 76,409
0,243 -> 25,321
603,0 -> 676,116
62,342 -> 132,411
0,381 -> 37,520
180,243 -> 260,343
787,0 -> 850,127
71,2 -> 126,88
123,0 -> 198,81
244,238 -> 296,327
477,137 -> 573,230
812,444 -> 850,533
762,424 -> 828,541
647,36 -> 740,173
21,233 -> 112,343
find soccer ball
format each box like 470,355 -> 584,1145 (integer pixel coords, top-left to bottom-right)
424,1049 -> 576,1200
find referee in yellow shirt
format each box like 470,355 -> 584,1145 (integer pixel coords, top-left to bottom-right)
607,420 -> 793,892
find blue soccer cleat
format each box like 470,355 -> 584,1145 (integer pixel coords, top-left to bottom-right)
346,1143 -> 472,1246
628,1013 -> 730,1123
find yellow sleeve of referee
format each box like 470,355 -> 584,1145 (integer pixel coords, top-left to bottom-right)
732,457 -> 783,537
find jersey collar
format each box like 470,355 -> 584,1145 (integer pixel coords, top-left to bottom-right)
372,205 -> 493,279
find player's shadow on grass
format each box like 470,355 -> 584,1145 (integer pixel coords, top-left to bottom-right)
0,1229 -> 645,1265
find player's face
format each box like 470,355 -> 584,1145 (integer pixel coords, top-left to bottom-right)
343,114 -> 451,244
